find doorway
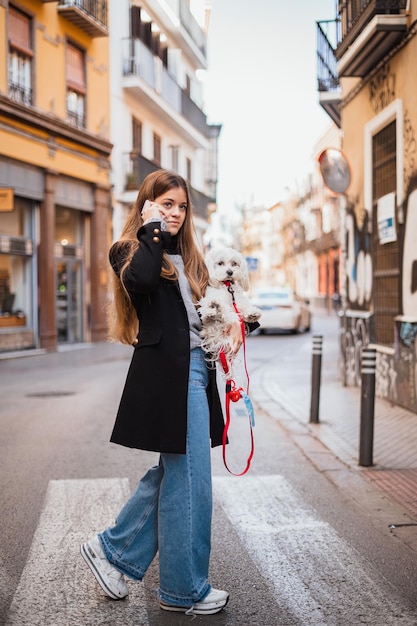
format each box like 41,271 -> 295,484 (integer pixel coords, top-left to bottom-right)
56,257 -> 83,343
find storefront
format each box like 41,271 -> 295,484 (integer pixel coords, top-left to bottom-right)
0,160 -> 42,352
0,157 -> 110,353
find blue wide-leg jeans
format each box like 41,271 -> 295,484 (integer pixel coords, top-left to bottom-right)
99,348 -> 213,606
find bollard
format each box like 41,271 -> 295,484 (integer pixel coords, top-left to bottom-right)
359,347 -> 376,466
309,335 -> 323,424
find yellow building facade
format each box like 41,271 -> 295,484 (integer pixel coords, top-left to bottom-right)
317,1 -> 417,412
0,0 -> 111,352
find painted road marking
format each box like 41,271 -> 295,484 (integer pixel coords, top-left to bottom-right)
213,475 -> 416,625
5,476 -> 416,625
5,478 -> 149,626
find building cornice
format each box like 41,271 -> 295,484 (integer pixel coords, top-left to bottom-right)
0,94 -> 112,156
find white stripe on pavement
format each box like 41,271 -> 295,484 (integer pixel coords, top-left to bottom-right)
5,478 -> 150,626
6,476 -> 416,625
213,474 -> 415,626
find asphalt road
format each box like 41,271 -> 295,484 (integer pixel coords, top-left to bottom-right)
1,321 -> 417,625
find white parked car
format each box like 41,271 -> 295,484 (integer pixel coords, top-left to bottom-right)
251,287 -> 311,334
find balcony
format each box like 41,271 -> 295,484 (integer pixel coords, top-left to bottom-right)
122,37 -> 209,141
123,153 -> 213,219
335,0 -> 408,77
123,153 -> 159,192
179,0 -> 206,57
189,185 -> 215,220
316,21 -> 341,127
57,0 -> 108,37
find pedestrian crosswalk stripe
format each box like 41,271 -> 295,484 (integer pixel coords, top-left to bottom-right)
5,476 -> 416,626
213,475 -> 415,625
5,478 -> 150,626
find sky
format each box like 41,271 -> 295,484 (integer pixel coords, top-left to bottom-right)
202,0 -> 336,213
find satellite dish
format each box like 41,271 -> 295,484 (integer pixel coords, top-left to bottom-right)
318,148 -> 351,194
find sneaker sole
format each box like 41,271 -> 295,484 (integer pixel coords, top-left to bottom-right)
80,542 -> 127,600
160,595 -> 229,615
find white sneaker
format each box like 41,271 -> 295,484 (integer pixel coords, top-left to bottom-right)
81,535 -> 128,600
160,588 -> 229,615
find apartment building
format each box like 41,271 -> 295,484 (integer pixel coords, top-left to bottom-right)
0,0 -> 112,352
109,0 -> 221,244
317,0 -> 417,412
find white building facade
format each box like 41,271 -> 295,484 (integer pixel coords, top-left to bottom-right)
109,0 -> 220,243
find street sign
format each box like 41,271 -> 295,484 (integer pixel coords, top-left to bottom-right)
246,257 -> 258,271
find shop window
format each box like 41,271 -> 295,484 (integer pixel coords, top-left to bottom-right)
372,120 -> 399,346
0,197 -> 33,328
55,206 -> 83,246
66,42 -> 86,128
8,6 -> 33,105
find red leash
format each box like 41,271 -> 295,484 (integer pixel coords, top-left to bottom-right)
220,282 -> 255,476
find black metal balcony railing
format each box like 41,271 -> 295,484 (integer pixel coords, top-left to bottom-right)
8,82 -> 33,106
181,90 -> 208,137
317,0 -> 408,92
124,153 -> 159,192
189,185 -> 215,220
66,109 -> 86,129
336,0 -> 407,59
123,153 -> 214,220
316,21 -> 340,92
316,20 -> 341,127
59,0 -> 107,25
57,0 -> 108,37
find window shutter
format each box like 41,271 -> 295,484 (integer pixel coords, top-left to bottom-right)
9,7 -> 32,55
66,43 -> 86,93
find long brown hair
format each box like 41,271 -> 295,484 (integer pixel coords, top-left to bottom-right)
108,170 -> 209,344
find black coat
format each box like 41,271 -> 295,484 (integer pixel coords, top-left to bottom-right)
108,221 -> 225,454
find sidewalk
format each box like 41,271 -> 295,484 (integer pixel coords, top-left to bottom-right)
249,308 -> 417,524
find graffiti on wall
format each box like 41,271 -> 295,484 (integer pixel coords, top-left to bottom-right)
394,172 -> 417,411
339,313 -> 371,386
403,110 -> 416,185
369,64 -> 396,115
345,207 -> 372,309
375,352 -> 397,403
341,171 -> 417,412
392,320 -> 417,411
338,69 -> 417,411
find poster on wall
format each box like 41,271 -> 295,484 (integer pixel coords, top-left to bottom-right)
377,192 -> 397,244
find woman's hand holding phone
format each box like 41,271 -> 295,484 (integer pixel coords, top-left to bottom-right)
141,200 -> 166,223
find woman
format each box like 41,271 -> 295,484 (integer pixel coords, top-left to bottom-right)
81,170 -> 242,615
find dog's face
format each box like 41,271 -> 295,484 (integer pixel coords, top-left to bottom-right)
205,247 -> 250,291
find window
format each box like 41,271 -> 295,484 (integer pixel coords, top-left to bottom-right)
132,118 -> 142,153
153,133 -> 161,165
8,6 -> 33,105
0,197 -> 34,329
186,158 -> 192,183
372,120 -> 399,346
170,145 -> 179,171
66,42 -> 86,128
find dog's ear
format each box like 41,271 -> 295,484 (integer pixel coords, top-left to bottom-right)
240,255 -> 250,291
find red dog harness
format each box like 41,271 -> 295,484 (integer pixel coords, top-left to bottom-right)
219,282 -> 255,476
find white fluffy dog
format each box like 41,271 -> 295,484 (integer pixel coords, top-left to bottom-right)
199,247 -> 261,371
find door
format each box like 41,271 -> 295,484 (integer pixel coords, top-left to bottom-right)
56,258 -> 83,343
